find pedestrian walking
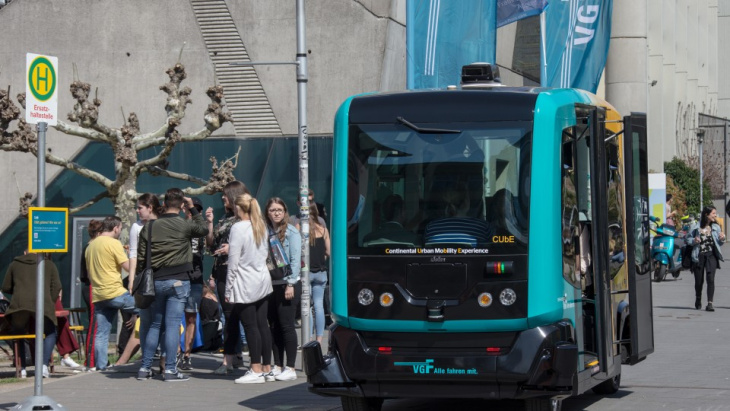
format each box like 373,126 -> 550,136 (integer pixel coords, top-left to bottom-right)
686,206 -> 726,311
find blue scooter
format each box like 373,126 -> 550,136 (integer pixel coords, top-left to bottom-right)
649,216 -> 682,282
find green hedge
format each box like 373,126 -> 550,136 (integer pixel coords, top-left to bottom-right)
664,157 -> 713,216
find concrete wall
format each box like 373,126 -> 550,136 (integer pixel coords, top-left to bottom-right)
0,0 -> 223,231
719,1 -> 730,119
622,0 -> 722,173
0,0 -> 407,232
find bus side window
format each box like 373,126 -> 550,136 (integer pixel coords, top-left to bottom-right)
562,133 -> 582,289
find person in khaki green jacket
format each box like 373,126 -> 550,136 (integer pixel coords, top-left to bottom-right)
2,251 -> 62,378
135,188 -> 208,382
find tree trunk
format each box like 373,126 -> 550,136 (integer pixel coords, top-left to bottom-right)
113,176 -> 139,246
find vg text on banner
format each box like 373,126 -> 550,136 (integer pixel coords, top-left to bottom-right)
542,0 -> 613,93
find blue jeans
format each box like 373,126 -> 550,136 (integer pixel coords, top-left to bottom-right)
93,292 -> 138,370
309,271 -> 328,338
140,279 -> 190,374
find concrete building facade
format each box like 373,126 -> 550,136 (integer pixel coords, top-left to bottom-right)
1,0 -> 728,236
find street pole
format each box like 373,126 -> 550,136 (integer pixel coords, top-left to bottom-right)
34,121 -> 46,396
698,129 -> 705,213
295,0 -> 311,344
230,0 -> 310,344
13,123 -> 67,410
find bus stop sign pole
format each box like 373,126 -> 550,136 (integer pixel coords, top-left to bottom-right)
13,122 -> 67,411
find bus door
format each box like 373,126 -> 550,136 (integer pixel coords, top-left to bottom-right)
622,113 -> 654,364
574,104 -> 620,382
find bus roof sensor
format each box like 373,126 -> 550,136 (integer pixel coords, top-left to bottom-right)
461,63 -> 501,86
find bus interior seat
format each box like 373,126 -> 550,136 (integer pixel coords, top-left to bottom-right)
363,239 -> 417,248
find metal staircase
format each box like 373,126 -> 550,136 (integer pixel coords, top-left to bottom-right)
190,0 -> 282,137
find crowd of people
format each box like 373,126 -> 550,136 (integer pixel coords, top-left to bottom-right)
0,182 -> 330,382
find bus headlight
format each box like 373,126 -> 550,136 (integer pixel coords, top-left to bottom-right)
477,292 -> 493,307
380,292 -> 394,307
499,288 -> 517,306
358,288 -> 374,306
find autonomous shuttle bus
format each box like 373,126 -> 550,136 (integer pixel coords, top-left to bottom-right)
303,64 -> 654,411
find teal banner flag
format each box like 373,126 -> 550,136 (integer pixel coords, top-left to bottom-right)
407,0 -> 496,89
542,0 -> 613,92
497,0 -> 547,28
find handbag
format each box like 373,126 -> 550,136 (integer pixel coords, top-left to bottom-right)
266,227 -> 292,283
132,220 -> 156,309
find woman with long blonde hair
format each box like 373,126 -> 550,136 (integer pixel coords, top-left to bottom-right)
225,193 -> 273,384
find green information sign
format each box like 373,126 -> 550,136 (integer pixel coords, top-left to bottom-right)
28,207 -> 68,253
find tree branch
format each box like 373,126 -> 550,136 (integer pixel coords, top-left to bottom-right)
143,166 -> 209,186
134,126 -> 211,151
69,190 -> 111,214
131,124 -> 168,147
44,152 -> 113,189
67,81 -> 118,137
54,120 -> 115,143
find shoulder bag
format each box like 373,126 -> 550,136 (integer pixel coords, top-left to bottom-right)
266,227 -> 292,283
132,220 -> 156,309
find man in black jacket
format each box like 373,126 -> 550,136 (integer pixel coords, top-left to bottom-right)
135,188 -> 208,382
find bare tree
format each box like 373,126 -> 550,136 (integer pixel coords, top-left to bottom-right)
0,63 -> 237,242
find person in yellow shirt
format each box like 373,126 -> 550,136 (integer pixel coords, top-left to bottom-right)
85,216 -> 139,371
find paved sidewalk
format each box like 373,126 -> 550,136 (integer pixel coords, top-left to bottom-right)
2,243 -> 730,410
1,349 -> 341,411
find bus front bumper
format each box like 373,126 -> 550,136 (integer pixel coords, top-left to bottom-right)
303,321 -> 577,400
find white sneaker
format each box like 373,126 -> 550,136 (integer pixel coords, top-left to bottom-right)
234,370 -> 265,384
263,371 -> 276,382
20,368 -> 27,378
61,357 -> 81,368
274,366 -> 297,381
270,365 -> 282,377
42,365 -> 49,378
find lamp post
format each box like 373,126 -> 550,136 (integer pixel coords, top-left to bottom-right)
697,128 -> 705,212
230,0 -> 310,342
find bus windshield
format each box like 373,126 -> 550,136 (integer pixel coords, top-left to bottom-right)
347,121 -> 532,253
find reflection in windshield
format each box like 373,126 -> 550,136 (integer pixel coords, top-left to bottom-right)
347,122 -> 532,252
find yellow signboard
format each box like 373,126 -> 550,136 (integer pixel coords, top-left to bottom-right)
28,207 -> 68,253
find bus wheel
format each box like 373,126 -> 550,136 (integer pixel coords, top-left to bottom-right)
524,398 -> 562,411
341,396 -> 383,411
592,373 -> 621,395
654,264 -> 666,282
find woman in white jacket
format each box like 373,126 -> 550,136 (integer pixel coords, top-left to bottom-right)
225,193 -> 273,384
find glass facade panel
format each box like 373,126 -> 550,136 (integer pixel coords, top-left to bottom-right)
0,137 -> 333,306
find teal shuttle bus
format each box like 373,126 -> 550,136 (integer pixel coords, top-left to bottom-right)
302,64 -> 654,411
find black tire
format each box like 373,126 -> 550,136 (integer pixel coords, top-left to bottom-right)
524,398 -> 562,411
654,264 -> 666,282
341,397 -> 384,411
592,373 -> 621,395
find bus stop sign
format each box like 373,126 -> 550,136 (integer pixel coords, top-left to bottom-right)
25,53 -> 58,126
28,207 -> 68,253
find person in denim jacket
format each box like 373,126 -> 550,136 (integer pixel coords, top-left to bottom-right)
264,197 -> 302,381
686,206 -> 725,311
